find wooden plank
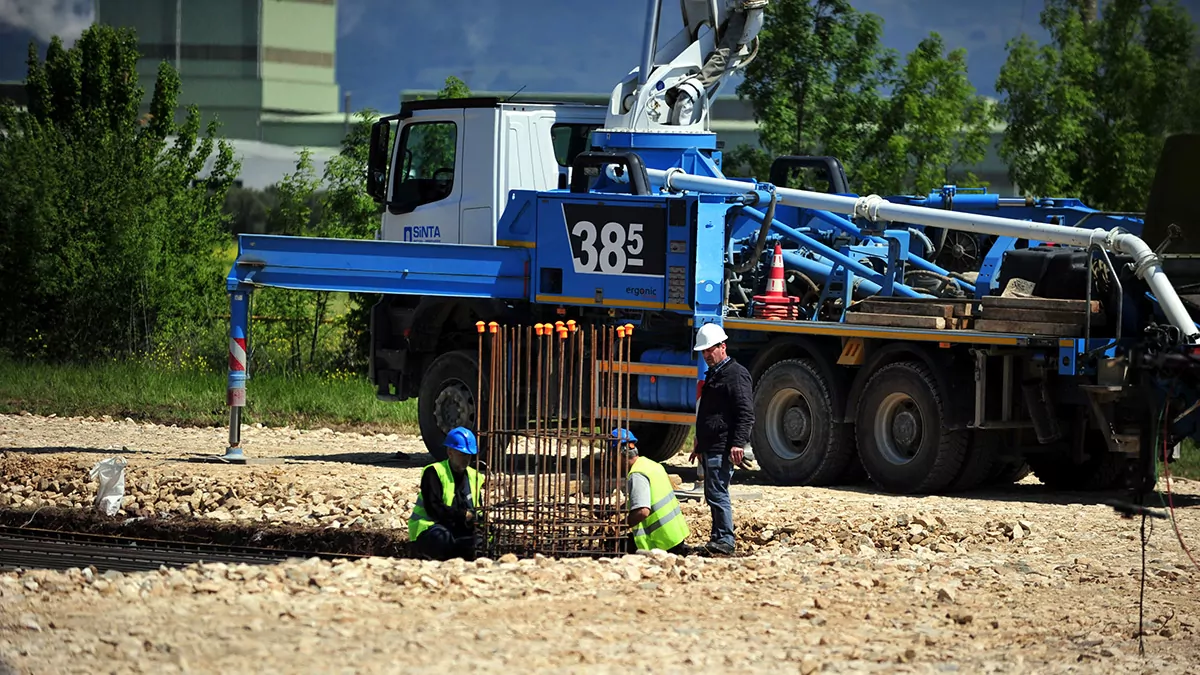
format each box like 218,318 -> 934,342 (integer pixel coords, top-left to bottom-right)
854,300 -> 953,319
854,296 -> 975,317
974,319 -> 1081,337
981,306 -> 1103,325
980,296 -> 1100,313
844,312 -> 947,330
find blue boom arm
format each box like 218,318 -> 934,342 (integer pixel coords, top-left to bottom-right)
225,233 -> 531,299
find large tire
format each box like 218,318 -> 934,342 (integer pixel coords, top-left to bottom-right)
752,358 -> 853,485
418,350 -> 500,462
950,430 -> 1003,492
854,361 -> 969,494
627,423 -> 691,463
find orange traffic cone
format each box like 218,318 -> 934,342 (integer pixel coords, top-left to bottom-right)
753,243 -> 801,320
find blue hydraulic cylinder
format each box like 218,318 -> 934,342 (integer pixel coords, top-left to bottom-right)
741,206 -> 926,298
899,193 -> 1002,210
781,252 -> 884,298
806,209 -> 974,294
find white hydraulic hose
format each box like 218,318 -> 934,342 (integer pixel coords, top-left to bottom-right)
649,167 -> 1198,341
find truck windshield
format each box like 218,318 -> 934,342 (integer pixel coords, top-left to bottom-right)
391,120 -> 458,213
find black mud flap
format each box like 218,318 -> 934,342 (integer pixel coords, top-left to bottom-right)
1144,133 -> 1200,254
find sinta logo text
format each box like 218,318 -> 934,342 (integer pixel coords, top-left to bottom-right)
403,226 -> 442,242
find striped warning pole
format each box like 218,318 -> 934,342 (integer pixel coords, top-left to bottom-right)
224,291 -> 250,460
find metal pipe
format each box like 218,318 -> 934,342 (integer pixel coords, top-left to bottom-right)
650,167 -> 1197,340
638,0 -> 663,87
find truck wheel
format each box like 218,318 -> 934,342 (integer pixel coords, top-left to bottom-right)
950,430 -> 1002,492
1026,446 -> 1131,491
627,423 -> 691,463
752,358 -> 853,485
854,361 -> 968,494
418,350 -> 496,462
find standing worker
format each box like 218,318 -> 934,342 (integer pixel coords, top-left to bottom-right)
611,428 -> 691,555
407,426 -> 484,561
690,323 -> 754,556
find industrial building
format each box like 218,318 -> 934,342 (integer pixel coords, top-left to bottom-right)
94,0 -> 343,145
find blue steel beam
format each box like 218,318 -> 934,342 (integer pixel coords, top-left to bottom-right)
225,234 -> 531,299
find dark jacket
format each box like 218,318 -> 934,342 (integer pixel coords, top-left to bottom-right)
695,357 -> 755,455
419,464 -> 477,536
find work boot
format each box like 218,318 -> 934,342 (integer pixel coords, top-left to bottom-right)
703,541 -> 735,557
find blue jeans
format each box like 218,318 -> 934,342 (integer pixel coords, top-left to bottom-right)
703,452 -> 735,548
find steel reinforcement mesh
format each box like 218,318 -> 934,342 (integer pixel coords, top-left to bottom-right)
473,321 -> 637,558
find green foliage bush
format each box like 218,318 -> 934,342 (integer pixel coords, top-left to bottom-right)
0,25 -> 238,364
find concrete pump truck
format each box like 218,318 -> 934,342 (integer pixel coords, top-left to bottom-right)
224,0 -> 1200,496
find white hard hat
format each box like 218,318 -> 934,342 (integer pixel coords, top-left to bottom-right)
693,323 -> 729,351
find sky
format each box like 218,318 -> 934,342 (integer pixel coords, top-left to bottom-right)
1,0 -> 1198,113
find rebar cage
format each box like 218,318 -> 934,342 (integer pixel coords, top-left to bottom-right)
473,321 -> 637,558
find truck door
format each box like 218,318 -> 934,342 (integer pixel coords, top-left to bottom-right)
380,111 -> 464,244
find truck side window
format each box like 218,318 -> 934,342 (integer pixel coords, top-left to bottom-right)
551,123 -> 599,167
391,121 -> 458,212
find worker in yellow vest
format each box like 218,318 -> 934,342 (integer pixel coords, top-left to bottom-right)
408,426 -> 484,561
611,428 -> 692,555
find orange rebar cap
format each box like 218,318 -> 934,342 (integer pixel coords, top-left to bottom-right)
534,323 -> 544,336
623,323 -> 635,336
488,321 -> 499,334
617,326 -> 627,338
475,321 -> 486,333
567,319 -> 577,333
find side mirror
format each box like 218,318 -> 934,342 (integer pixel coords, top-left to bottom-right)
366,118 -> 392,203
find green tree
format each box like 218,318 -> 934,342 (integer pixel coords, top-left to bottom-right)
730,0 -> 895,182
222,186 -> 279,235
255,150 -> 329,373
0,25 -> 238,362
321,110 -> 386,371
857,33 -> 992,195
995,0 -> 1200,210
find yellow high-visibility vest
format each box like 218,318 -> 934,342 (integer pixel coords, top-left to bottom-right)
408,460 -> 482,541
629,456 -> 689,551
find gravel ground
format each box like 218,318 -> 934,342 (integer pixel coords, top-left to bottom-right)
1,412 -> 1199,674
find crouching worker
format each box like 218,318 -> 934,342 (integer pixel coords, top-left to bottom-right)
611,428 -> 691,555
408,426 -> 484,561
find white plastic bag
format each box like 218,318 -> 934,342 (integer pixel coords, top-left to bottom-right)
89,457 -> 127,516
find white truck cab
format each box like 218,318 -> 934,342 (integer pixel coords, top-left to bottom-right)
367,98 -> 607,246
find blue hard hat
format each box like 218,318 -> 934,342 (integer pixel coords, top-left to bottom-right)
444,427 -> 478,455
609,427 -> 638,451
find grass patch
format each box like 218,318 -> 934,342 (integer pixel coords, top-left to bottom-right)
1163,439 -> 1200,482
0,359 -> 418,433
